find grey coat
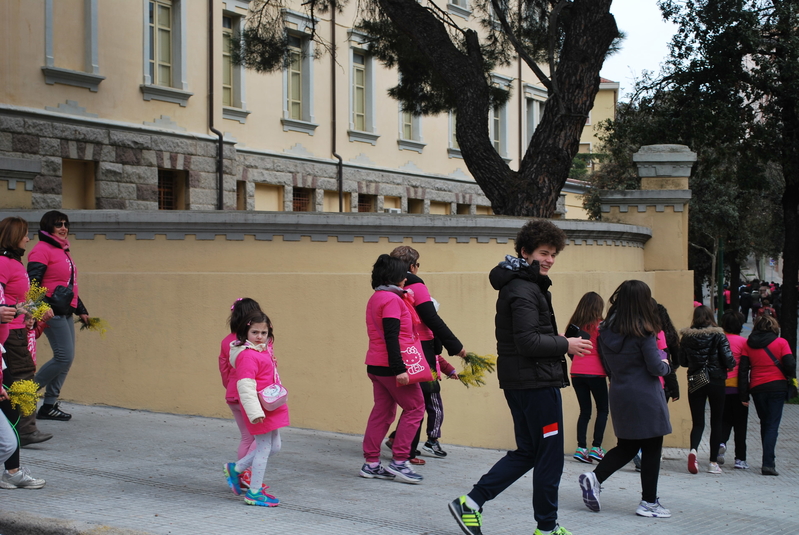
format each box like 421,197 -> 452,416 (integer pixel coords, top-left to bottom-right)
598,327 -> 672,440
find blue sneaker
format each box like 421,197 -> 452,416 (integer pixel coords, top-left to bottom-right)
244,487 -> 279,507
385,461 -> 423,484
224,462 -> 242,496
359,463 -> 395,479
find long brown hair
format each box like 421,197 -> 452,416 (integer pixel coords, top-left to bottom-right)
691,305 -> 718,329
604,280 -> 660,338
568,291 -> 604,331
0,217 -> 28,251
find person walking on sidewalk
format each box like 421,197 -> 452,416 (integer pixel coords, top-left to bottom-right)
223,310 -> 287,507
719,310 -> 750,469
738,314 -> 796,476
577,280 -> 672,519
679,305 -> 736,475
450,219 -> 591,535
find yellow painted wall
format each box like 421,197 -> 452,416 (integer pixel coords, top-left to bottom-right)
29,220 -> 693,450
0,182 -> 32,208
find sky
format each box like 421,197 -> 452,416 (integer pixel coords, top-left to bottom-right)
600,0 -> 679,100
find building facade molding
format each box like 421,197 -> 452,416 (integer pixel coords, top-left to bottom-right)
0,210 -> 652,247
599,189 -> 692,213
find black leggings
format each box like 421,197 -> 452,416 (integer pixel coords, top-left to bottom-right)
571,376 -> 608,449
0,398 -> 21,470
688,382 -> 726,461
594,436 -> 663,503
721,392 -> 748,461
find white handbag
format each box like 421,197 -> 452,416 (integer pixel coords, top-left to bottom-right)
258,367 -> 288,411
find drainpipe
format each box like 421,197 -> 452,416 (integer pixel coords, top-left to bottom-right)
209,0 -> 225,210
332,7 -> 343,212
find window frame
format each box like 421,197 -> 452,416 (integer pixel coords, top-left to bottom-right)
348,30 -> 379,145
140,0 -> 192,106
447,111 -> 462,159
280,10 -> 318,135
489,73 -> 513,161
397,103 -> 425,153
524,83 -> 547,147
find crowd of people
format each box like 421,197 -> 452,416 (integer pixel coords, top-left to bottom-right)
2,212 -> 796,534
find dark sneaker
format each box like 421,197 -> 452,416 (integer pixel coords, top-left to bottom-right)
384,437 -> 394,451
423,440 -> 448,457
223,462 -> 242,495
37,402 -> 71,421
633,453 -> 641,472
19,430 -> 53,448
386,461 -> 423,484
359,463 -> 395,480
579,472 -> 601,512
449,496 -> 482,535
762,466 -> 779,476
717,443 -> 726,465
635,499 -> 671,518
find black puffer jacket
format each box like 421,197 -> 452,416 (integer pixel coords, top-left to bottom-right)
490,258 -> 569,390
678,326 -> 736,383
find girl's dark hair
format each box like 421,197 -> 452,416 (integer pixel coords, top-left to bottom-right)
371,254 -> 407,289
721,310 -> 745,335
0,217 -> 28,251
228,298 -> 262,334
753,314 -> 780,335
691,305 -> 718,329
235,310 -> 274,345
568,291 -> 604,331
514,219 -> 567,257
656,302 -> 680,358
39,210 -> 70,234
604,280 -> 660,338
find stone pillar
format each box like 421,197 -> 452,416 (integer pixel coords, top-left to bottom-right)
599,144 -> 695,272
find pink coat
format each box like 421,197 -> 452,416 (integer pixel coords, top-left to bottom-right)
28,236 -> 80,309
231,343 -> 289,435
218,333 -> 237,391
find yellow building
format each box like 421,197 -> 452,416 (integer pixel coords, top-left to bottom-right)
1,0 -> 616,217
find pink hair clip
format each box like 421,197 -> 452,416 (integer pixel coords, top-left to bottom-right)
230,297 -> 244,311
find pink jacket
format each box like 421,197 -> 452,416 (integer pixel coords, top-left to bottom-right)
218,332 -> 237,391
230,342 -> 289,435
570,325 -> 606,377
28,234 -> 80,309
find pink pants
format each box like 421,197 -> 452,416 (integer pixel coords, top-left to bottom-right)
363,373 -> 424,463
228,402 -> 256,459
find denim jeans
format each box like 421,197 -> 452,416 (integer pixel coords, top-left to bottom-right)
34,314 -> 76,405
752,391 -> 785,468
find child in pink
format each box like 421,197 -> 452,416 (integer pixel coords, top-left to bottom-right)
219,298 -> 262,489
223,310 -> 288,507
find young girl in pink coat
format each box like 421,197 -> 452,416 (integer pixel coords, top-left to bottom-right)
218,298 -> 263,490
223,310 -> 289,507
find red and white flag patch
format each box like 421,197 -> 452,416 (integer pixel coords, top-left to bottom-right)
542,422 -> 559,438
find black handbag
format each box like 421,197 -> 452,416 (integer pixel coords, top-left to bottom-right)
687,368 -> 710,393
45,258 -> 75,316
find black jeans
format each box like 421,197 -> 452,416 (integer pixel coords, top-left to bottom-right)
594,435 -> 663,503
721,392 -> 748,461
468,388 -> 564,532
688,382 -> 726,461
752,391 -> 785,468
571,376 -> 608,449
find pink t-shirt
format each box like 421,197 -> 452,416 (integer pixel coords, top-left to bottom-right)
0,256 -> 30,329
744,337 -> 792,390
28,239 -> 80,309
570,325 -> 606,376
364,290 -> 418,367
725,333 -> 747,387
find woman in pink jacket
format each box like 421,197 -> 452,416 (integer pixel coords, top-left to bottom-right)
27,211 -> 89,422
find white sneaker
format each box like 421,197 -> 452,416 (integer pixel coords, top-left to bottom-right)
734,459 -> 750,470
708,462 -> 723,474
636,499 -> 671,518
0,467 -> 46,489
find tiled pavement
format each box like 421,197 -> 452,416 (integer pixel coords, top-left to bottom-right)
0,400 -> 797,535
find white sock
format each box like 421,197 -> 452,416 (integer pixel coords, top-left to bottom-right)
465,496 -> 480,511
538,525 -> 559,534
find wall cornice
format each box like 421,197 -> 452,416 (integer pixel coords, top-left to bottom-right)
0,210 -> 652,247
599,190 -> 692,213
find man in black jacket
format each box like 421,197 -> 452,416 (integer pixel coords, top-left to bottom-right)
450,219 -> 592,535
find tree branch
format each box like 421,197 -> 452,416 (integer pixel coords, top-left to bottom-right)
489,0 -> 552,92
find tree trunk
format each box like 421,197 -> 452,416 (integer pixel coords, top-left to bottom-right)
375,0 -> 617,217
729,258 -> 741,312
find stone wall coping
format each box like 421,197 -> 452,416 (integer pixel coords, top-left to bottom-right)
599,189 -> 692,213
0,210 -> 652,247
0,104 -> 229,145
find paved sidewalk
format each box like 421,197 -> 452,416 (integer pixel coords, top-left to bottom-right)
1,402 -> 797,535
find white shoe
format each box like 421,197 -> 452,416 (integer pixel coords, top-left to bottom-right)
708,462 -> 723,474
0,467 -> 46,489
636,499 -> 671,518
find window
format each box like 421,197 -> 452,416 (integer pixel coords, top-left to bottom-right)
323,191 -> 351,212
358,194 -> 376,212
489,73 -> 513,160
348,30 -> 379,144
456,203 -> 471,215
236,180 -> 247,210
254,184 -> 284,211
42,0 -> 105,91
429,201 -> 451,215
292,188 -> 313,212
149,0 -> 172,87
524,84 -> 547,146
407,198 -> 424,214
398,107 -> 425,153
448,0 -> 471,19
448,112 -> 461,158
157,169 -> 186,210
222,16 -> 234,107
141,0 -> 192,106
281,10 -> 317,134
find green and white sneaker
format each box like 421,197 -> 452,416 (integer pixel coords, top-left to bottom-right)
534,525 -> 573,535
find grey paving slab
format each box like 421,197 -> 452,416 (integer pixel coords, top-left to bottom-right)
0,402 -> 797,535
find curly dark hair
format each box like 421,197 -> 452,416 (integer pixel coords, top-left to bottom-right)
514,219 -> 567,257
370,254 -> 407,289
